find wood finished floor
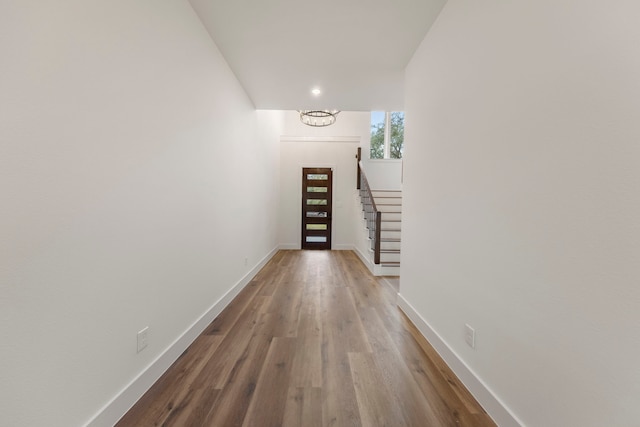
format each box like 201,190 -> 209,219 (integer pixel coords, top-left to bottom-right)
116,250 -> 496,427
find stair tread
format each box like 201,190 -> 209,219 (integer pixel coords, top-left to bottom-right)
380,249 -> 400,253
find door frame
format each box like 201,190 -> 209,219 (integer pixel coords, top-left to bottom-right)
300,167 -> 333,250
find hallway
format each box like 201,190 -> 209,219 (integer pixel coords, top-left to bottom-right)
117,250 -> 495,426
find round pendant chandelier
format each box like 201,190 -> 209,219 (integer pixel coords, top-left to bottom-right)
298,110 -> 340,127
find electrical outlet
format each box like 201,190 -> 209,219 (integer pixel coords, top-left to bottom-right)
464,324 -> 475,349
137,327 -> 149,353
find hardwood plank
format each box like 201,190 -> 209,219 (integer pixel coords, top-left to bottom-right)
321,285 -> 372,354
289,281 -> 323,388
352,347 -> 441,427
264,276 -> 303,338
241,337 -> 297,427
282,387 -> 323,427
201,312 -> 282,427
320,332 -> 363,427
348,351 -> 410,426
320,311 -> 363,425
191,296 -> 269,390
162,386 -> 219,427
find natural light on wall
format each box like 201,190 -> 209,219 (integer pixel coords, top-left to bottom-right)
370,111 -> 405,159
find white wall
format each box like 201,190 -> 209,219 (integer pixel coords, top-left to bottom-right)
278,111 -> 367,249
0,2 -> 283,426
401,1 -> 640,426
362,160 -> 403,190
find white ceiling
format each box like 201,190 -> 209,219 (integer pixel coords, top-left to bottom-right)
188,0 -> 446,111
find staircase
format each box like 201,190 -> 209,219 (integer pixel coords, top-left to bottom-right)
372,190 -> 402,269
354,149 -> 402,276
355,184 -> 402,276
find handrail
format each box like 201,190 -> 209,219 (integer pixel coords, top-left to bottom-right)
358,161 -> 378,212
357,159 -> 382,264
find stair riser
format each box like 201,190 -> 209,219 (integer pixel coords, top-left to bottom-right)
375,198 -> 402,205
377,205 -> 402,213
371,191 -> 402,197
380,230 -> 401,239
380,212 -> 402,221
380,241 -> 401,250
380,224 -> 401,231
380,252 -> 401,263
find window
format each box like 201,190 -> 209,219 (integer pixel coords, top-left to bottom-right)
370,111 -> 404,159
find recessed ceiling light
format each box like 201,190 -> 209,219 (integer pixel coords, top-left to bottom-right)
311,88 -> 321,96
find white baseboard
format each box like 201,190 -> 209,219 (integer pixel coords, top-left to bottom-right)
279,243 -> 355,251
84,247 -> 280,427
352,246 -> 401,277
353,245 -> 374,272
333,244 -> 354,250
396,294 -> 524,427
375,265 -> 400,276
278,243 -> 300,250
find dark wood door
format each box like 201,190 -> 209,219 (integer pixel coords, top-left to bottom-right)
301,167 -> 332,250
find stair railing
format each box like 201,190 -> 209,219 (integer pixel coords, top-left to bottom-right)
357,153 -> 382,264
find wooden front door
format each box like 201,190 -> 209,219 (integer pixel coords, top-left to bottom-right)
301,168 -> 333,250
